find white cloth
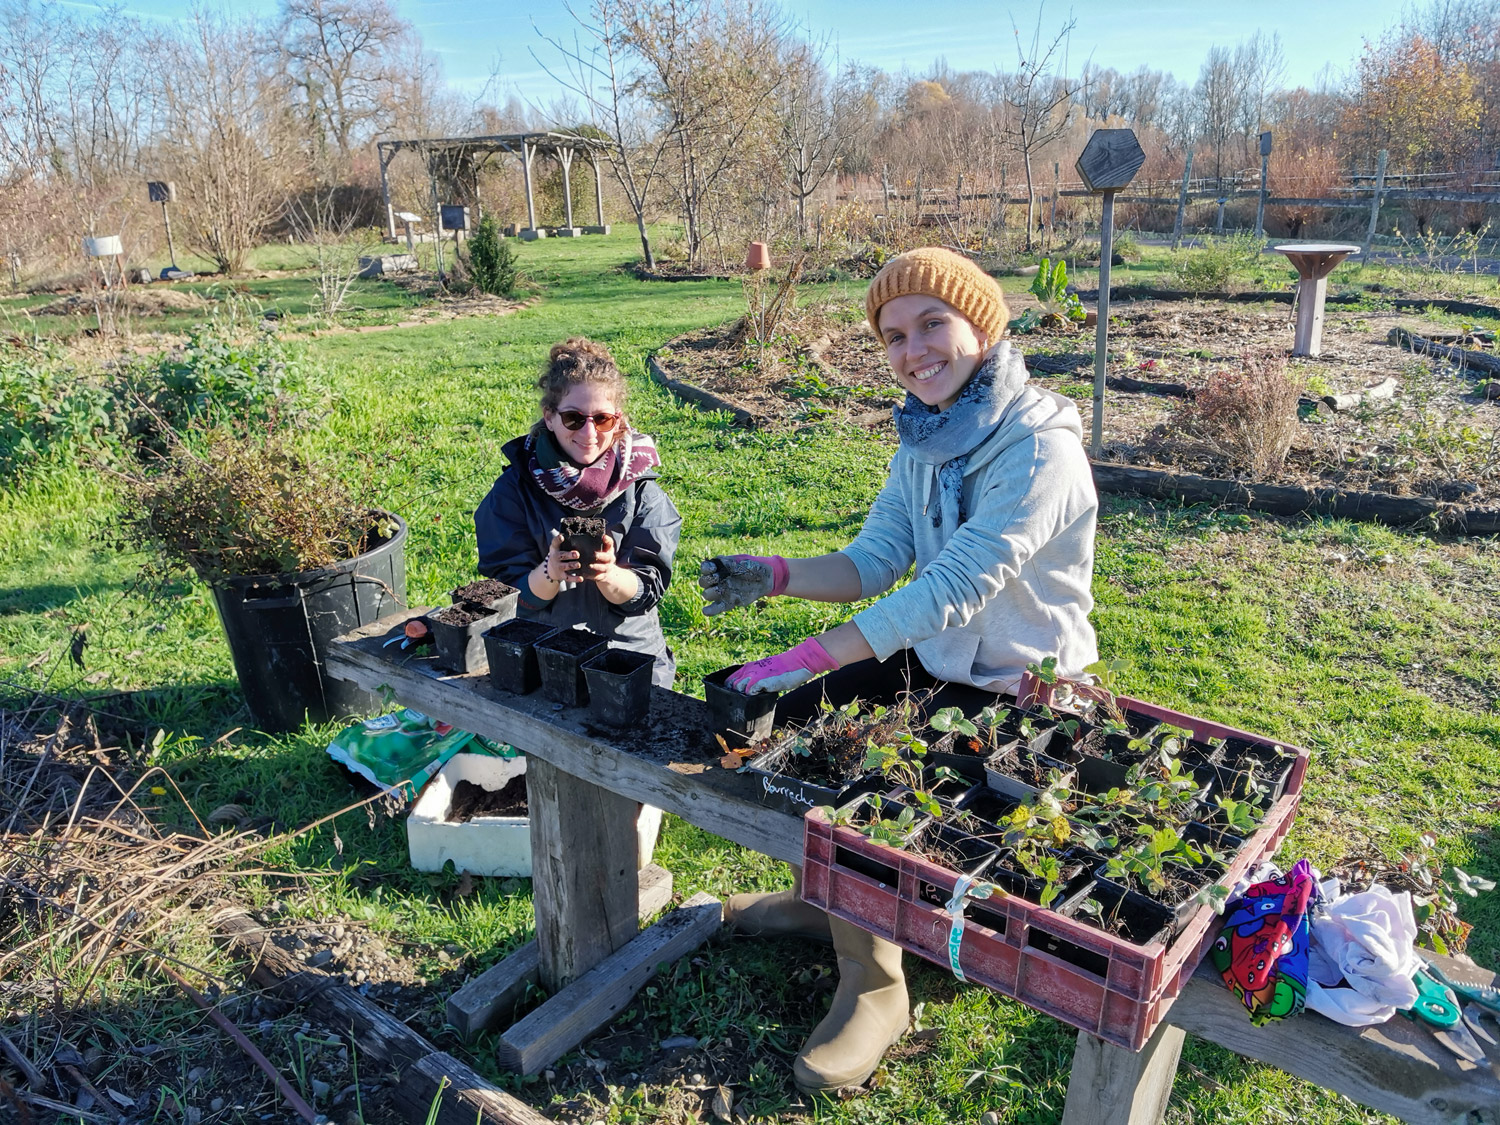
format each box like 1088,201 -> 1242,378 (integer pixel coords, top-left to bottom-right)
1305,877 -> 1422,1027
842,342 -> 1099,693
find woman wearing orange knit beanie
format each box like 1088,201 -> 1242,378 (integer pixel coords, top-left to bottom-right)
699,246 -> 1099,1094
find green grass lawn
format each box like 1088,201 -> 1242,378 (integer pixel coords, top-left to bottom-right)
2,228 -> 1498,1123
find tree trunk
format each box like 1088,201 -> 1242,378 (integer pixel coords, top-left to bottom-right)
1023,147 -> 1036,251
637,216 -> 655,270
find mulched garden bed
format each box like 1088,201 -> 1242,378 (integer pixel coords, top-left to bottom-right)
652,295 -> 1500,518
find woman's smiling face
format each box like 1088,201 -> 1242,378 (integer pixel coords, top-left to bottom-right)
877,294 -> 990,410
544,383 -> 621,466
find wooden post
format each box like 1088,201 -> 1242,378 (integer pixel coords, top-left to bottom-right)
427,158 -> 446,283
913,173 -> 922,224
378,143 -> 397,241
160,200 -> 178,270
1214,196 -> 1227,234
1363,148 -> 1388,260
525,757 -> 640,990
592,155 -> 605,226
1092,190 -> 1116,459
1172,151 -> 1193,250
1254,131 -> 1271,238
1061,1025 -> 1187,1125
881,164 -> 890,209
955,172 -> 963,229
558,147 -> 575,229
521,140 -> 538,233
1049,160 -> 1060,252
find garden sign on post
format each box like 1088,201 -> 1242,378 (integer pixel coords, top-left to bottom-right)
1075,128 -> 1145,458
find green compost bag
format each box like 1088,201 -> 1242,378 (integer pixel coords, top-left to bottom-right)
326,708 -> 516,800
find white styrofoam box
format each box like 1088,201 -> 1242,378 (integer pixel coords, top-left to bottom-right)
408,752 -> 530,877
407,752 -> 664,877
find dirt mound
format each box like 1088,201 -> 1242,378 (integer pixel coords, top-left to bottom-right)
32,288 -> 211,317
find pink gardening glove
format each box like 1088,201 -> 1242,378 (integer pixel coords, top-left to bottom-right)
697,554 -> 790,617
728,637 -> 839,695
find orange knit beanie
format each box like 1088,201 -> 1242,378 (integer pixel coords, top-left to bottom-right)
865,247 -> 1010,344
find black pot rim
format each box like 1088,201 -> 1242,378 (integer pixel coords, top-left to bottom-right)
208,510 -> 407,591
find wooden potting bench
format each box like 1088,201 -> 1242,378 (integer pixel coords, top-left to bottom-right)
327,611 -> 1500,1125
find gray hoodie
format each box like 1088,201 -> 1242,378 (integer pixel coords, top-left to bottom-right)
842,341 -> 1099,693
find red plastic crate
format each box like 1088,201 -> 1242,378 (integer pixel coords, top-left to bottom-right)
801,700 -> 1309,1051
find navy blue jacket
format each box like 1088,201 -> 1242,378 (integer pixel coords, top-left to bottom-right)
474,436 -> 681,687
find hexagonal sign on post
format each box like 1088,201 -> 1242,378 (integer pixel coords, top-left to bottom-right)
1074,128 -> 1145,194
1075,127 -> 1143,461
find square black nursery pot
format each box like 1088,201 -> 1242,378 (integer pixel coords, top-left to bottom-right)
582,649 -> 656,729
482,619 -> 560,695
744,739 -> 850,818
535,628 -> 610,706
559,515 -> 608,566
450,578 -> 521,618
1064,879 -> 1176,947
703,665 -> 780,748
427,602 -> 509,674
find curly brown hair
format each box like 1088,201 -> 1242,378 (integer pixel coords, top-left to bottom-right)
536,337 -> 628,417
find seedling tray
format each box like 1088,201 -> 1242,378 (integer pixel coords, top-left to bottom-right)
803,695 -> 1309,1051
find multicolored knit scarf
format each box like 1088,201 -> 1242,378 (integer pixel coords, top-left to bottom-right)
525,426 -> 661,514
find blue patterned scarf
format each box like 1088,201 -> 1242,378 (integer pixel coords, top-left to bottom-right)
892,344 -> 1029,528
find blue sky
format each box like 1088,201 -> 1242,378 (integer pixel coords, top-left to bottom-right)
76,0 -> 1409,108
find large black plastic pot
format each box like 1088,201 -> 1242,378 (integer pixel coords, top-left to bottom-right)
208,514 -> 407,732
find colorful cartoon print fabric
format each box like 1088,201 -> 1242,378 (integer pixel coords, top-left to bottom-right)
1210,859 -> 1318,1025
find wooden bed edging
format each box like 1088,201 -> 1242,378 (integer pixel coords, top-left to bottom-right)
214,909 -> 550,1125
645,356 -> 762,428
1073,287 -> 1500,320
1092,461 -> 1500,534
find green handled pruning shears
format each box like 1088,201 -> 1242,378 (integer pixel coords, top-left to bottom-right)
1405,966 -> 1490,1063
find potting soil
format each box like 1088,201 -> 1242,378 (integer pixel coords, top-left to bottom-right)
447,775 -> 527,822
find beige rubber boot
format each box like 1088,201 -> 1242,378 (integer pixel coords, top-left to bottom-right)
792,916 -> 909,1093
724,865 -> 832,942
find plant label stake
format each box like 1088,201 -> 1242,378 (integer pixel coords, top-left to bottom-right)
1075,129 -> 1144,459
147,181 -> 179,274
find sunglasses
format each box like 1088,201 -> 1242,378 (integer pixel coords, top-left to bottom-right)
557,409 -> 622,432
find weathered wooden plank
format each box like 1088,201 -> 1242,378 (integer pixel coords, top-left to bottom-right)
496,892 -> 723,1075
1061,1023 -> 1186,1125
446,864 -> 675,1041
1163,963 -> 1500,1125
1390,326 -> 1500,377
324,623 -> 806,865
214,909 -> 551,1125
527,756 -> 640,988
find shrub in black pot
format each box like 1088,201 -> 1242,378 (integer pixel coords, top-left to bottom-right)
108,422 -> 406,732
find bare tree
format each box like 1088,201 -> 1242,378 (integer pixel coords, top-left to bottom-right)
1005,4 -> 1086,249
621,0 -> 790,267
778,35 -> 856,236
536,0 -> 678,268
160,12 -> 294,274
1194,45 -> 1239,181
277,0 -> 411,165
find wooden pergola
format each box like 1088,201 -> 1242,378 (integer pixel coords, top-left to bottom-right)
376,131 -> 611,240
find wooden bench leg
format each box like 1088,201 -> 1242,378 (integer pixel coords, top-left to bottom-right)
526,757 -> 640,990
1061,1024 -> 1187,1125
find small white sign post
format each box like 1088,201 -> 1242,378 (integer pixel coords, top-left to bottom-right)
1075,129 -> 1145,459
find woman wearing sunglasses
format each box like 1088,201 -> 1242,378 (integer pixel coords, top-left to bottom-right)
475,338 -> 682,686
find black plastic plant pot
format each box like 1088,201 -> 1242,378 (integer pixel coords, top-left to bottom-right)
1217,738 -> 1297,804
535,628 -> 610,706
743,739 -> 845,817
449,579 -> 520,619
482,619 -> 560,695
703,665 -> 779,748
1095,864 -> 1214,934
559,515 -> 608,566
987,847 -> 1091,908
1073,753 -> 1131,796
1183,819 -> 1246,859
427,604 -> 504,674
582,648 -> 656,729
909,822 -> 1001,877
1065,879 -> 1175,947
984,746 -> 1077,802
